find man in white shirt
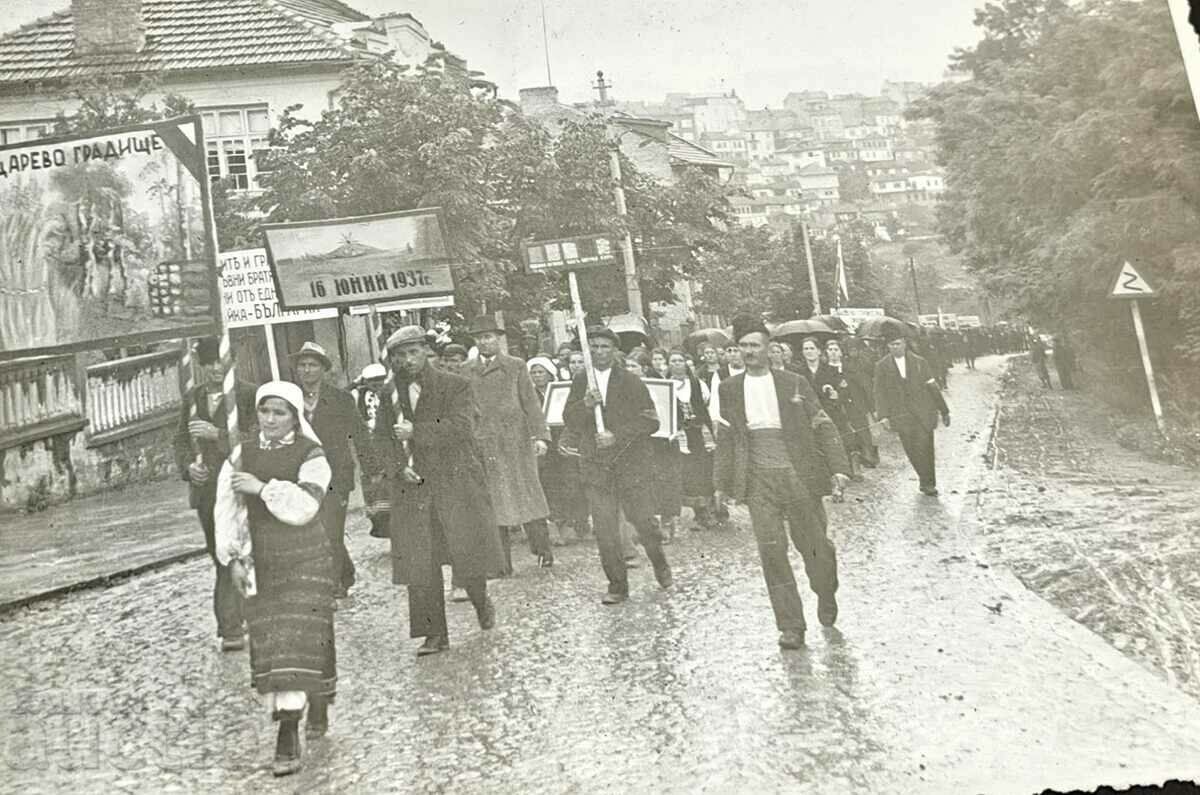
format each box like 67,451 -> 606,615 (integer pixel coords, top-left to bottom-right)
713,316 -> 850,650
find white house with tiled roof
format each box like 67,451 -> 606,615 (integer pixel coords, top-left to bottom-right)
0,0 -> 442,191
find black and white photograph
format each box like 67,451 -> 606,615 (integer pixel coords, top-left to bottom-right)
2,0 -> 1200,792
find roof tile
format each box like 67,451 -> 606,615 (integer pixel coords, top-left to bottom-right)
0,0 -> 369,85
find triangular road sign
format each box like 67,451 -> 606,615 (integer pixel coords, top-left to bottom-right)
1109,261 -> 1157,299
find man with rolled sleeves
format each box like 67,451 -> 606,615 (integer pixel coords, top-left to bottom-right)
713,316 -> 850,650
374,326 -> 506,656
873,328 -> 950,496
563,326 -> 673,604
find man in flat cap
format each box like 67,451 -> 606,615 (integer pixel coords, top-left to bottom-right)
873,327 -> 950,496
564,326 -> 673,604
173,337 -> 256,650
462,313 -> 554,571
351,362 -> 391,538
373,325 -> 506,656
713,316 -> 850,650
291,340 -> 363,598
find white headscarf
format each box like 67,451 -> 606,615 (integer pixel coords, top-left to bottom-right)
526,356 -> 558,379
256,381 -> 321,446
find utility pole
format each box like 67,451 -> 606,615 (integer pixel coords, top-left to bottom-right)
800,218 -> 821,316
608,140 -> 643,317
908,256 -> 923,316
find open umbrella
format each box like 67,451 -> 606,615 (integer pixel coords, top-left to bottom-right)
813,314 -> 850,333
855,316 -> 916,340
684,327 -> 731,354
605,313 -> 651,353
771,318 -> 837,340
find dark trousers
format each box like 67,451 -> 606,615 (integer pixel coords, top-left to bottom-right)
197,502 -> 244,639
585,482 -> 667,595
407,513 -> 488,642
320,494 -> 355,592
746,468 -> 837,633
896,423 -> 937,490
496,519 -> 552,574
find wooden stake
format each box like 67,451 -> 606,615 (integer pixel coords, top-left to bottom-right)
568,270 -> 606,433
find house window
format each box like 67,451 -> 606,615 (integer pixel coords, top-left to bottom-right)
201,106 -> 272,191
0,122 -> 52,145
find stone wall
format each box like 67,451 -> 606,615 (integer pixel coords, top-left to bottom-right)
0,418 -> 179,514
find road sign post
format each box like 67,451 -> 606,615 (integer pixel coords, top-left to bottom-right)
1109,261 -> 1165,434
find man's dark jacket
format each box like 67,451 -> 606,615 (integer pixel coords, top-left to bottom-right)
173,381 -> 257,505
304,383 -> 363,502
713,369 -> 849,503
562,366 -> 660,495
872,352 -> 949,433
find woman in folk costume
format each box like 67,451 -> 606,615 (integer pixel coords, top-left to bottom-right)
665,350 -> 718,531
214,381 -> 337,777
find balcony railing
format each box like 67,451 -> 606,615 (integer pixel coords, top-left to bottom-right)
85,349 -> 183,446
0,355 -> 85,449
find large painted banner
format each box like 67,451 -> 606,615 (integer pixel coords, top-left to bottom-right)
262,209 -> 455,311
0,117 -> 220,361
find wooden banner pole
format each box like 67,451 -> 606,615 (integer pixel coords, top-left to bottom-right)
568,270 -> 606,434
263,327 -> 280,380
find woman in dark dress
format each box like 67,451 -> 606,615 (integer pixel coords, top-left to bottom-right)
528,356 -> 588,545
798,336 -> 856,478
215,381 -> 336,777
626,350 -> 682,541
666,350 -> 717,531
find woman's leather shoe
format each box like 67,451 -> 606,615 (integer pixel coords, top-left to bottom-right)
305,697 -> 329,739
416,635 -> 449,656
272,718 -> 302,776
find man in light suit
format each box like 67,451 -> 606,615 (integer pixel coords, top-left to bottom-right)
873,328 -> 950,496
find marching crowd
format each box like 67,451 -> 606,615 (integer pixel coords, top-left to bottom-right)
173,315 -> 1020,776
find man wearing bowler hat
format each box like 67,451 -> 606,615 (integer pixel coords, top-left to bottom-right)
374,325 -> 505,656
873,326 -> 950,496
463,313 -> 555,571
563,326 -> 673,604
291,340 -> 363,597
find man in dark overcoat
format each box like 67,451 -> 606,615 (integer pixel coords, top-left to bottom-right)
173,337 -> 256,650
563,327 -> 673,604
462,314 -> 554,570
713,317 -> 850,650
291,341 -> 363,598
873,329 -> 950,496
375,326 -> 506,656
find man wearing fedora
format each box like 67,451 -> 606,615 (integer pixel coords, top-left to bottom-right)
713,316 -> 850,650
372,325 -> 506,655
291,341 -> 364,597
462,313 -> 554,571
563,326 -> 673,604
873,328 -> 950,497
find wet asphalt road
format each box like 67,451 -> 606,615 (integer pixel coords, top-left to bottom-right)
2,355 -> 1199,794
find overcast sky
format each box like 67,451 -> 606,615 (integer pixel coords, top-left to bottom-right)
4,0 -> 984,106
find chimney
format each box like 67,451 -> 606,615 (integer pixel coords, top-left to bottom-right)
518,86 -> 559,115
73,0 -> 145,56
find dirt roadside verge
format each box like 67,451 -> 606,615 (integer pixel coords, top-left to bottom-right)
974,356 -> 1200,701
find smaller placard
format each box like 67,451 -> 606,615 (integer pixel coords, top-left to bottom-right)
642,377 -> 678,439
542,381 -> 573,427
523,234 -> 619,274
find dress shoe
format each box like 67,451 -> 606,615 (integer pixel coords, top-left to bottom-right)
416,635 -> 449,657
476,598 -> 496,630
778,630 -> 806,650
220,636 -> 245,652
305,697 -> 329,739
817,593 -> 839,627
451,587 -> 470,603
537,554 -> 554,568
920,487 -> 939,497
600,591 -> 628,605
653,561 -> 674,590
272,718 -> 302,776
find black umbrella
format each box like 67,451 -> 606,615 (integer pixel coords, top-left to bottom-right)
771,318 -> 837,341
855,316 -> 915,340
684,327 -> 731,354
813,314 -> 850,333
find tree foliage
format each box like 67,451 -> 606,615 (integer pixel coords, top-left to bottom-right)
910,0 -> 1200,404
